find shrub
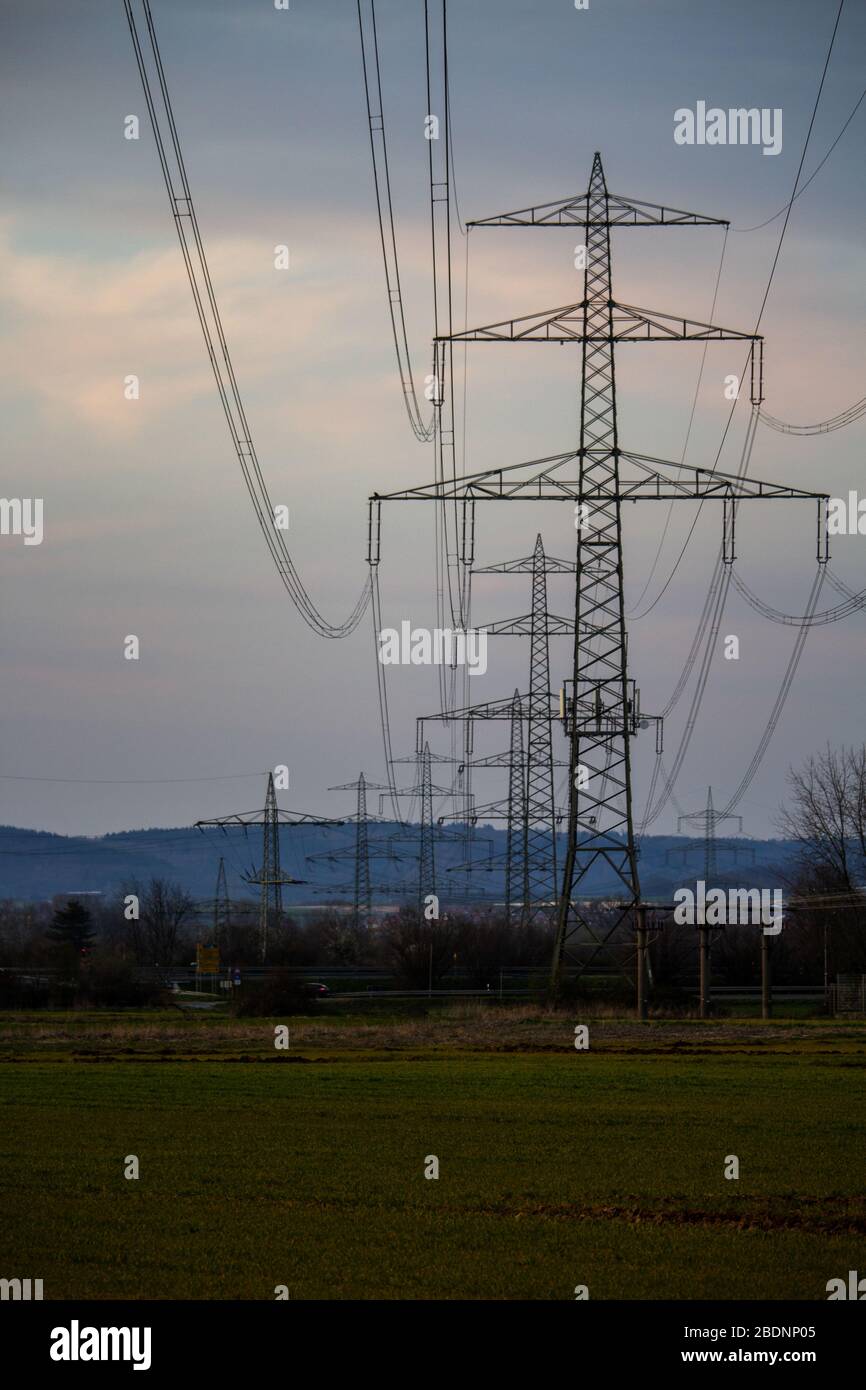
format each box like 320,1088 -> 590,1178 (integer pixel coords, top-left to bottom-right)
231,970 -> 320,1017
77,958 -> 162,1008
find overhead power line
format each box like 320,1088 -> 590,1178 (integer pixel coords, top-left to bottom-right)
733,567 -> 866,626
721,568 -> 826,815
632,0 -> 847,623
356,0 -> 435,443
758,393 -> 866,435
124,0 -> 370,639
0,772 -> 266,785
735,83 -> 866,233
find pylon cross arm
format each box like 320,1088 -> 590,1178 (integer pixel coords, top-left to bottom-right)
373,449 -> 827,508
467,192 -> 728,229
438,300 -> 760,346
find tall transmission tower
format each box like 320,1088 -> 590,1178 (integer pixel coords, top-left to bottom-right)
196,773 -> 344,962
370,152 -> 829,1006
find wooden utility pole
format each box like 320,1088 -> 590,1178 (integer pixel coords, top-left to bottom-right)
761,932 -> 772,1020
698,925 -> 710,1019
636,904 -> 648,1022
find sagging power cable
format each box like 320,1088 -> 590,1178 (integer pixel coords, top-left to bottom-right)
357,0 -> 435,443
125,1 -> 370,638
732,567 -> 866,626
633,0 -> 846,622
758,392 -> 866,436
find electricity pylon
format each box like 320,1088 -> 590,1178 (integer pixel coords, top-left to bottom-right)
429,691 -> 528,920
251,773 -> 287,963
308,772 -> 439,911
475,533 -> 575,923
371,151 -> 829,1003
667,785 -> 754,1017
325,773 -> 391,926
421,536 -> 573,923
387,746 -> 447,913
418,742 -> 436,914
424,693 -> 527,918
506,690 -> 527,924
196,772 -> 344,961
213,857 -> 231,948
672,786 -> 754,884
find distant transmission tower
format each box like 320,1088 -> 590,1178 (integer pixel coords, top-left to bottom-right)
213,857 -> 231,948
418,743 -> 436,915
327,773 -> 390,926
506,690 -> 527,925
669,785 -> 754,1017
678,786 -> 745,885
424,692 -> 530,917
477,534 -> 575,923
353,773 -> 372,924
385,749 -> 486,906
255,773 -> 285,960
196,773 -> 344,962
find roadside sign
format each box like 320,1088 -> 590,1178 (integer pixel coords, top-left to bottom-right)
196,944 -> 220,974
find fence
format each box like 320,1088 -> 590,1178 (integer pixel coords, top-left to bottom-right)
830,976 -> 866,1017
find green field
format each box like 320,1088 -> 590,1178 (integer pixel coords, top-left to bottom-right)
1,1009 -> 865,1299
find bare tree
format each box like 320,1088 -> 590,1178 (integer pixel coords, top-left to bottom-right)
777,745 -> 866,980
379,907 -> 459,989
138,878 -> 194,965
778,744 -> 866,889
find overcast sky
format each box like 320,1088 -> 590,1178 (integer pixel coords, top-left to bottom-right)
1,0 -> 864,839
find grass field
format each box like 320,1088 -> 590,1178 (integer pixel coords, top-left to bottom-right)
1,1007 -> 865,1300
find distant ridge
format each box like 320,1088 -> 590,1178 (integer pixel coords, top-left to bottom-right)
0,824 -> 799,905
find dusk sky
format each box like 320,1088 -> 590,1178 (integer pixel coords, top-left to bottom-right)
1,0 -> 864,839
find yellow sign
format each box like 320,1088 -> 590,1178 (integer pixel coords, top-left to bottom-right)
196,945 -> 220,974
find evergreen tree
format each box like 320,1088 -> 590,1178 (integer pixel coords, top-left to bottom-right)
47,900 -> 96,955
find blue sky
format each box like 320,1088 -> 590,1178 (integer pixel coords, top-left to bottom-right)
1,0 -> 864,837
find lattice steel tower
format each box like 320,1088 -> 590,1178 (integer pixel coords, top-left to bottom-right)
506,690 -> 527,924
447,152 -> 756,989
196,773 -> 343,962
556,154 -> 642,983
213,856 -> 230,947
475,534 -> 575,922
374,150 -> 828,998
418,742 -> 436,914
527,535 -> 559,919
328,773 -> 389,927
